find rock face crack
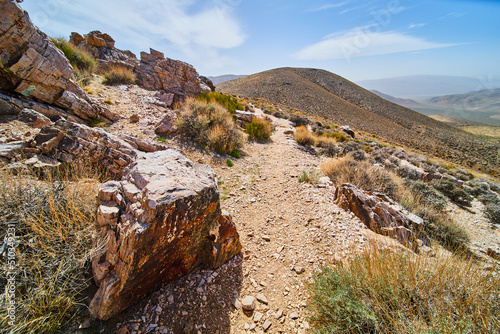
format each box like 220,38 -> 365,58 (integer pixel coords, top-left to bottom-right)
90,149 -> 242,320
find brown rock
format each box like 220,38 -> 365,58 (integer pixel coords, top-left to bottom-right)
18,108 -> 52,128
0,1 -> 116,122
89,149 -> 241,320
130,114 -> 140,123
155,113 -> 178,135
119,134 -> 169,153
69,32 -> 84,46
334,183 -> 428,251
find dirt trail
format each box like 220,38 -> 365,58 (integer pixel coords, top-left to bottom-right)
106,103 -> 376,334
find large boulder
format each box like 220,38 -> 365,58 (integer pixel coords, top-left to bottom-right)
89,149 -> 242,319
0,0 -> 116,123
334,183 -> 428,251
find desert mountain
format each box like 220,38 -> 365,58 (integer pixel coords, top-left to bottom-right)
218,67 -> 499,174
370,90 -> 421,107
208,74 -> 246,85
358,75 -> 500,98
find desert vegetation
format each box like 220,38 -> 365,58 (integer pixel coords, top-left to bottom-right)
309,248 -> 500,334
51,36 -> 96,86
0,167 -> 104,334
245,117 -> 273,141
196,91 -> 243,114
102,65 -> 136,86
177,98 -> 244,155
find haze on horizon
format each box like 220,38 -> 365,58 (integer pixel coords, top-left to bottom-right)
20,0 -> 500,83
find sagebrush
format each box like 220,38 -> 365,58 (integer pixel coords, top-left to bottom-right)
309,248 -> 500,333
177,98 -> 244,155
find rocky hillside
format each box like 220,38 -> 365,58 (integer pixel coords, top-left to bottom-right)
218,68 -> 500,176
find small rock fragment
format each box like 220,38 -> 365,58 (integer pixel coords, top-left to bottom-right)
256,293 -> 268,305
262,319 -> 272,331
242,295 -> 256,313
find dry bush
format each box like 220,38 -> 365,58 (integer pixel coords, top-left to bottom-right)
102,65 -> 136,85
294,126 -> 316,147
177,98 -> 244,155
0,167 -> 104,333
321,156 -> 400,197
309,247 -> 500,333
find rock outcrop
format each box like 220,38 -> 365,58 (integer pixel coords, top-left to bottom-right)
334,183 -> 428,251
71,30 -> 209,103
31,119 -> 137,176
90,149 -> 242,319
0,0 -> 116,123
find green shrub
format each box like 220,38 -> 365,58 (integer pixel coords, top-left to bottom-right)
485,204 -> 500,225
246,117 -> 273,141
432,179 -> 473,206
289,114 -> 310,127
226,159 -> 234,167
309,249 -> 500,334
102,65 -> 136,85
177,98 -> 244,155
406,180 -> 448,210
322,131 -> 349,142
298,170 -> 321,184
196,92 -> 243,114
229,150 -> 241,159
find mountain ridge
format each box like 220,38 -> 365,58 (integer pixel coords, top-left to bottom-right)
218,67 -> 499,175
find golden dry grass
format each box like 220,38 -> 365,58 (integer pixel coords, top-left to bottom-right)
309,246 -> 500,333
0,166 -> 105,333
102,65 -> 136,86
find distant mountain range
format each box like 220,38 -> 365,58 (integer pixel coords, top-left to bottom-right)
358,75 -> 500,99
217,67 -> 499,173
207,74 -> 245,85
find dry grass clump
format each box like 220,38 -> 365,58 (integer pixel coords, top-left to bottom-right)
0,167 -> 104,334
294,126 -> 316,146
102,65 -> 136,86
50,36 -> 97,87
177,98 -> 244,155
246,117 -> 273,141
309,248 -> 500,334
321,156 -> 400,197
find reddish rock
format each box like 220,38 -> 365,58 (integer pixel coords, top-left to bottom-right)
155,113 -> 178,135
0,1 -> 116,123
334,183 -> 428,251
89,149 -> 241,320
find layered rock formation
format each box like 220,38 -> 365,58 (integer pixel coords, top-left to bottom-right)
90,150 -> 241,319
71,31 -> 211,104
0,0 -> 116,123
334,183 -> 429,251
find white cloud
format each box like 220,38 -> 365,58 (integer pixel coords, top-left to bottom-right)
25,0 -> 245,52
440,12 -> 467,19
409,23 -> 427,29
307,1 -> 351,12
294,28 -> 458,61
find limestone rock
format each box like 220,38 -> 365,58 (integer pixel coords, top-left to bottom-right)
135,48 -> 203,100
334,183 -> 428,251
0,1 -> 116,122
89,150 -> 241,320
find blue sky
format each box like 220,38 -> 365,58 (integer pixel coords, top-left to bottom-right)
20,0 -> 500,82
